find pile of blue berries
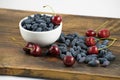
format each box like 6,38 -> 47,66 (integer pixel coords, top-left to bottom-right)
21,14 -> 61,31
57,32 -> 116,67
23,31 -> 116,67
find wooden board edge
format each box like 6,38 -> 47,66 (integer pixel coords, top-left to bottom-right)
0,67 -> 120,80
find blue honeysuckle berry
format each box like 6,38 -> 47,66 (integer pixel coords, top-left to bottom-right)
58,43 -> 67,48
59,47 -> 67,54
80,52 -> 86,57
72,46 -> 77,51
79,36 -> 86,40
102,40 -> 109,45
104,54 -> 116,61
32,26 -> 38,31
60,52 -> 66,60
58,36 -> 65,43
31,23 -> 38,30
78,39 -> 84,43
72,50 -> 79,58
98,49 -> 107,57
101,60 -> 110,67
24,19 -> 33,24
71,38 -> 77,47
34,14 -> 41,18
39,23 -> 47,28
81,49 -> 87,54
98,58 -> 107,64
47,27 -> 53,31
65,36 -> 74,41
88,59 -> 99,67
69,48 -> 75,54
76,54 -> 82,61
85,55 -> 96,63
65,39 -> 70,46
36,28 -> 42,32
26,24 -> 32,30
46,17 -> 51,23
74,32 -> 79,38
66,51 -> 72,56
61,32 -> 65,37
49,23 -> 54,28
76,46 -> 81,51
36,19 -> 46,23
22,25 -> 27,29
90,54 -> 98,57
78,57 -> 86,63
79,43 -> 88,50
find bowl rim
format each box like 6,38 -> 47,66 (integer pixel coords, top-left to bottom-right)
19,14 -> 62,34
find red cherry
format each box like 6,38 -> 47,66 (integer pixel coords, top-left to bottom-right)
23,43 -> 42,56
85,37 -> 96,46
30,44 -> 42,56
86,29 -> 96,37
49,45 -> 60,56
23,42 -> 34,54
25,42 -> 34,48
98,29 -> 110,38
23,47 -> 31,54
52,15 -> 62,25
63,56 -> 75,67
88,46 -> 98,54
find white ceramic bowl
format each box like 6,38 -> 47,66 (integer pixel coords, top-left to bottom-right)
19,14 -> 62,47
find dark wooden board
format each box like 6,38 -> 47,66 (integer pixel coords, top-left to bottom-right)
0,8 -> 120,80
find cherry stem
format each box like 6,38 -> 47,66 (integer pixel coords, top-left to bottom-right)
95,21 -> 109,32
43,5 -> 56,16
98,38 -> 117,50
24,47 -> 33,51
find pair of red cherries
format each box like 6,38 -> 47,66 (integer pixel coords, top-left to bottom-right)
23,42 -> 60,57
86,29 -> 110,54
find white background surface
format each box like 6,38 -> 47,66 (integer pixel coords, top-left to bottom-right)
0,0 -> 120,80
0,0 -> 120,18
0,76 -> 41,80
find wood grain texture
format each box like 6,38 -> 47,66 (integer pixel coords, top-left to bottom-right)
0,8 -> 120,80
